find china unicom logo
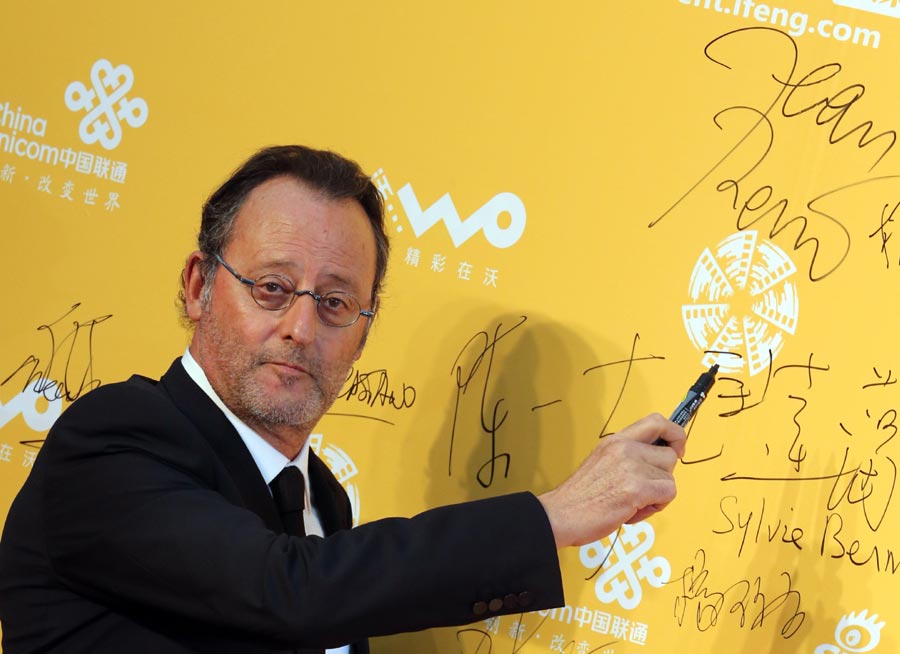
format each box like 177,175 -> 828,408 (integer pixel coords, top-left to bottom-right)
681,230 -> 799,377
579,522 -> 670,610
65,58 -> 148,150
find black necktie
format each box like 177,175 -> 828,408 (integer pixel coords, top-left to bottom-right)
270,466 -> 306,537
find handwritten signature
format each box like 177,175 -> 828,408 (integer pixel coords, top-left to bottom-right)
2,303 -> 112,403
336,367 -> 416,410
0,304 -> 111,448
449,316 -> 527,487
672,548 -> 805,638
651,26 -> 900,281
712,495 -> 803,557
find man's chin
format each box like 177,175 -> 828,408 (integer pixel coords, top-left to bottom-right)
252,386 -> 324,422
245,399 -> 324,430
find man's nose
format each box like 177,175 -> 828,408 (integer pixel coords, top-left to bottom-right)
279,292 -> 319,344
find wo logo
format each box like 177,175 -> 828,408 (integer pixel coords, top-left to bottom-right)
397,183 -> 526,249
65,58 -> 148,150
0,383 -> 61,433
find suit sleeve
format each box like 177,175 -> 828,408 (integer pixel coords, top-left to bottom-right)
41,382 -> 564,649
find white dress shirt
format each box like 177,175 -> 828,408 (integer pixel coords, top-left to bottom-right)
181,349 -> 350,654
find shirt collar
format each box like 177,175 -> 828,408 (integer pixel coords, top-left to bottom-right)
180,348 -> 310,487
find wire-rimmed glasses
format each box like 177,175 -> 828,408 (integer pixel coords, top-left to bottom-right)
213,253 -> 375,328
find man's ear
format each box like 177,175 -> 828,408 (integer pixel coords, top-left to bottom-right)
183,251 -> 207,322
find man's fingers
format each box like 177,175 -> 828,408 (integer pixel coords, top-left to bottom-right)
614,412 -> 687,458
541,413 -> 687,549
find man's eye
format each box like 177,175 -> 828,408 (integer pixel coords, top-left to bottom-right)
262,281 -> 288,294
323,296 -> 349,310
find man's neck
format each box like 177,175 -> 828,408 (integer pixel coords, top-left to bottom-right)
241,419 -> 311,461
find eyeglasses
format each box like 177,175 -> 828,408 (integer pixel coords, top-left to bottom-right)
213,253 -> 375,328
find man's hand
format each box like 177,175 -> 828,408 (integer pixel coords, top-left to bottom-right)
537,413 -> 686,548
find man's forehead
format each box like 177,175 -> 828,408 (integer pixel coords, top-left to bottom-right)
233,177 -> 366,230
224,177 -> 377,287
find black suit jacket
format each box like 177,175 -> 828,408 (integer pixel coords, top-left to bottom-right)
0,359 -> 563,653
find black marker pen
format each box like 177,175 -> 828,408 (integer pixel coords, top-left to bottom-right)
654,364 -> 719,446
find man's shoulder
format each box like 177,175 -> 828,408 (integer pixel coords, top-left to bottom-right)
53,359 -> 188,431
40,358 -> 219,466
65,370 -> 167,413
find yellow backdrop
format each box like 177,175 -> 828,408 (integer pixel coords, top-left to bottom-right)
2,1 -> 900,652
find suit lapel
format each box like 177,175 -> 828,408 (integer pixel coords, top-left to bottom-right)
160,359 -> 367,654
159,358 -> 282,533
308,450 -> 352,534
308,453 -> 366,654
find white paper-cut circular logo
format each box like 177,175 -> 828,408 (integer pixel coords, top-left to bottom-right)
682,230 -> 799,376
814,610 -> 885,653
309,433 -> 361,526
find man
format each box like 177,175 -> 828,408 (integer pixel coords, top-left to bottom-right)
0,145 -> 686,653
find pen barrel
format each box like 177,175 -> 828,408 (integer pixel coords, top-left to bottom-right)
669,391 -> 706,427
690,372 -> 716,394
655,364 -> 718,445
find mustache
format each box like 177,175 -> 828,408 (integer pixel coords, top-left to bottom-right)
256,348 -> 319,373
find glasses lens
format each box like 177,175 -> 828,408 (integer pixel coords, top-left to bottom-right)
251,276 -> 294,310
317,291 -> 360,327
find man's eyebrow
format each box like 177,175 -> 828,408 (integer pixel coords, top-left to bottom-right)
317,271 -> 363,294
253,257 -> 295,270
254,259 -> 362,293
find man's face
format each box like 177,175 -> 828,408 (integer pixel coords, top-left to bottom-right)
189,176 -> 377,436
